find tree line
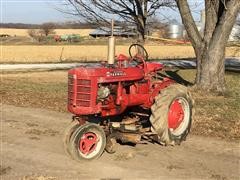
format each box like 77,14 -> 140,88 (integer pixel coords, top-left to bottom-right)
0,22 -> 97,29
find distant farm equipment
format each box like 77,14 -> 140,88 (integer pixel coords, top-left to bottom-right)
54,34 -> 81,42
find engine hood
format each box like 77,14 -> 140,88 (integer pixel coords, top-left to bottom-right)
68,65 -> 144,83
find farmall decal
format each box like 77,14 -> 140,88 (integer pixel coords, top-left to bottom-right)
106,71 -> 126,77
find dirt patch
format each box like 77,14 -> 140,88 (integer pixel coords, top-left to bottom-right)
26,122 -> 39,127
21,175 -> 57,180
166,164 -> 184,171
28,136 -> 41,140
1,105 -> 239,179
210,174 -> 227,180
0,166 -> 12,176
25,129 -> 59,137
114,151 -> 136,161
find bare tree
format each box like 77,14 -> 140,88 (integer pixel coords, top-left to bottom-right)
63,0 -> 173,42
176,0 -> 240,92
147,17 -> 168,38
41,23 -> 56,36
27,29 -> 44,42
27,29 -> 37,39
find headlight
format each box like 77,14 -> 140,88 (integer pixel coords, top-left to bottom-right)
97,85 -> 110,100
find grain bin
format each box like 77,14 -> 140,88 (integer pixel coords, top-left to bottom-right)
229,24 -> 240,41
168,24 -> 183,39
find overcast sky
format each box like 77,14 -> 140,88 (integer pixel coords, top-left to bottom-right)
1,0 -> 204,24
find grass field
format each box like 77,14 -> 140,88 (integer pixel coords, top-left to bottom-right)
1,28 -> 239,63
1,70 -> 239,140
1,28 -> 94,37
1,45 -> 239,63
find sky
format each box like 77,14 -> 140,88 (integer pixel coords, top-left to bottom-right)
1,0 -> 72,24
0,0 -> 204,24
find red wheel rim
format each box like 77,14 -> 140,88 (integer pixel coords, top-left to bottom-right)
79,132 -> 97,155
168,99 -> 185,130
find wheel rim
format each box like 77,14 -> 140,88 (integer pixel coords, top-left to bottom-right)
77,129 -> 104,159
168,97 -> 190,136
79,132 -> 98,155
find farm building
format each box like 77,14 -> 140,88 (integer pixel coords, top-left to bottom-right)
89,26 -> 136,38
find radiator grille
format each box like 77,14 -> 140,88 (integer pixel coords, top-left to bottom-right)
77,79 -> 91,86
68,75 -> 74,105
68,76 -> 91,107
76,79 -> 91,107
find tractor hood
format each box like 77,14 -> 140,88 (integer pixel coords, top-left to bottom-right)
68,65 -> 145,83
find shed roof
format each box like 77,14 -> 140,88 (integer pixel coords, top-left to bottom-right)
89,26 -> 136,36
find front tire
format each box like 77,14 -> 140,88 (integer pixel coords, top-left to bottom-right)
63,120 -> 80,157
68,123 -> 106,161
150,84 -> 193,145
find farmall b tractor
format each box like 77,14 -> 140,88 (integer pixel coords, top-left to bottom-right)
64,31 -> 193,161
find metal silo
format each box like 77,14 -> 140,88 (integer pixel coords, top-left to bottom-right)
229,24 -> 240,41
168,24 -> 183,39
200,10 -> 205,27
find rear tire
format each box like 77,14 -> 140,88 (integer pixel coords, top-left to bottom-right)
150,84 -> 193,145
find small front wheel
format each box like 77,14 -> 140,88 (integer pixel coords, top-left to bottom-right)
63,120 -> 80,157
68,123 -> 106,161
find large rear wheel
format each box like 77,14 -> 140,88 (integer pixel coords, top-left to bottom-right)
150,84 -> 193,145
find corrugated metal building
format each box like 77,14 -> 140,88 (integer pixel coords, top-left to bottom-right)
89,26 -> 136,38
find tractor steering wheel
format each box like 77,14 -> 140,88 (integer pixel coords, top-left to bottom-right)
129,44 -> 149,64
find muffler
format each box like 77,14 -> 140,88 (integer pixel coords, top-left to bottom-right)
107,20 -> 115,65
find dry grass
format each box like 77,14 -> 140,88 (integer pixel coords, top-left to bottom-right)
178,70 -> 240,140
1,70 -> 239,140
55,29 -> 93,36
1,45 -> 239,63
1,71 -> 67,112
2,71 -> 68,82
1,28 -> 94,37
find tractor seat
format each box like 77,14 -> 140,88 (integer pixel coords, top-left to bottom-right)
145,62 -> 164,73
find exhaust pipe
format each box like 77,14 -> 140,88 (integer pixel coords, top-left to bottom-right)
107,20 -> 115,65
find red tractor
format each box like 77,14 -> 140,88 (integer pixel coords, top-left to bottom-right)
64,44 -> 193,161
